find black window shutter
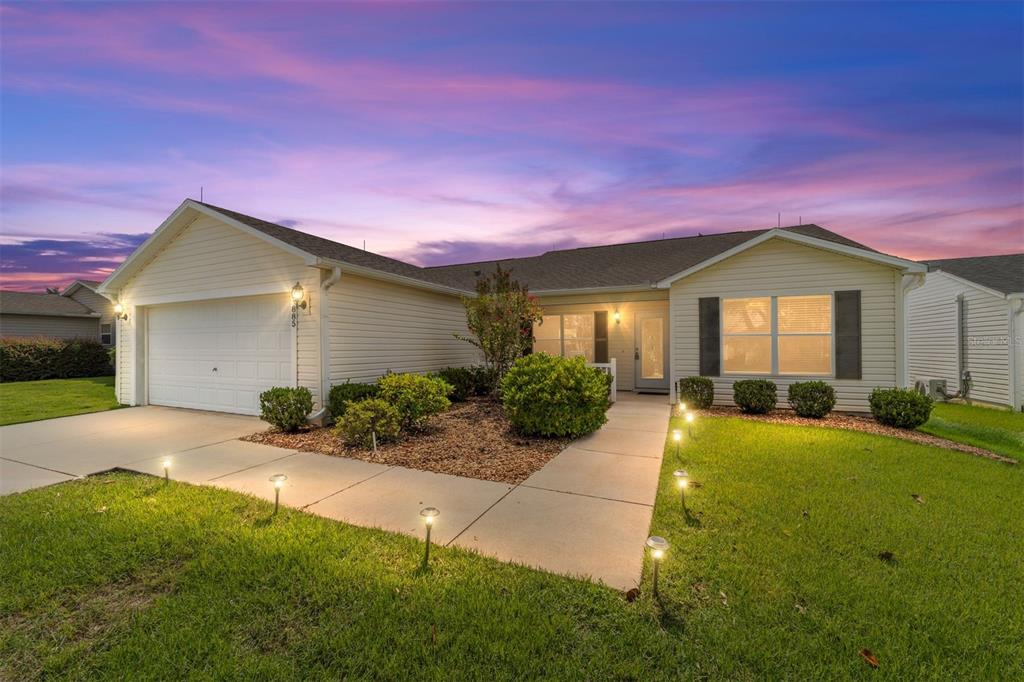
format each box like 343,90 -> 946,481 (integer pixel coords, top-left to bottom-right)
698,297 -> 720,376
594,311 -> 609,363
835,290 -> 862,380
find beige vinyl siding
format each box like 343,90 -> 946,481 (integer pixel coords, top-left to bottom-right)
114,214 -> 322,409
533,293 -> 670,391
1016,314 -> 1024,410
0,314 -> 99,340
907,272 -> 1011,406
327,273 -> 479,383
669,238 -> 898,412
67,287 -> 115,343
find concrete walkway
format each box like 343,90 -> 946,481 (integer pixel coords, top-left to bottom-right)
0,394 -> 670,590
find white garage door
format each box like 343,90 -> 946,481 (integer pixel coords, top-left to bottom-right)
148,295 -> 293,415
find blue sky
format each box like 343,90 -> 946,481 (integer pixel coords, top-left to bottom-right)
1,1 -> 1021,289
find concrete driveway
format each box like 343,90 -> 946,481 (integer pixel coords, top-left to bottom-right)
1,394 -> 671,591
0,406 -> 268,495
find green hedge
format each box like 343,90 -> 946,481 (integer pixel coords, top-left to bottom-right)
677,376 -> 715,409
327,381 -> 379,420
259,387 -> 313,433
501,354 -> 611,438
0,337 -> 113,382
733,379 -> 777,414
869,388 -> 933,429
334,398 -> 402,448
377,372 -> 452,430
787,381 -> 836,418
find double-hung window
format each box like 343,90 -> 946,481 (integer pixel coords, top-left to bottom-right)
532,314 -> 594,361
722,295 -> 832,375
100,323 -> 113,346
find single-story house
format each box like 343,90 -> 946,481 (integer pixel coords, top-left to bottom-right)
0,280 -> 115,345
99,199 -> 926,416
907,253 -> 1024,410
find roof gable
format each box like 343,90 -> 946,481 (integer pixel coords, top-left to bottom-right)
926,253 -> 1024,296
0,290 -> 99,317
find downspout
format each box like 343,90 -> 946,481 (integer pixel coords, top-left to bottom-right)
309,266 -> 342,423
898,272 -> 926,388
1009,294 -> 1024,411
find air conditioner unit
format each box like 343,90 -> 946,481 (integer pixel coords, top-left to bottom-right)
928,379 -> 947,401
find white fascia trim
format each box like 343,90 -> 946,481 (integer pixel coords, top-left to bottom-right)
929,269 -> 1014,300
97,200 -> 320,297
126,282 -> 303,308
531,284 -> 656,296
323,259 -> 473,298
655,230 -> 926,288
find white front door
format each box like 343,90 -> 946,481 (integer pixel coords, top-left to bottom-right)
147,295 -> 293,415
634,310 -> 669,392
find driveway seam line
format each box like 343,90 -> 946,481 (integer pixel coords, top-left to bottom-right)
205,452 -> 301,482
0,456 -> 79,478
299,466 -> 395,509
517,483 -> 654,508
443,484 -> 519,548
570,445 -> 665,460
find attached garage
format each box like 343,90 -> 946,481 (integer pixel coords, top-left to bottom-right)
147,296 -> 294,415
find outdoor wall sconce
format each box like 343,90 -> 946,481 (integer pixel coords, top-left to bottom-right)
290,282 -> 307,327
613,310 -> 621,324
113,301 -> 129,321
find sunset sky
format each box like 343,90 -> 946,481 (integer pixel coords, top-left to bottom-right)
1,1 -> 1021,291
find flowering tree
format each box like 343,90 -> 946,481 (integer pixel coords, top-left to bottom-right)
456,265 -> 542,390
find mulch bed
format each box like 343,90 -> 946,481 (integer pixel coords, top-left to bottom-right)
242,398 -> 571,484
708,406 -> 1017,464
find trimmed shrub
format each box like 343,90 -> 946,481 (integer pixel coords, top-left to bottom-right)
377,372 -> 452,430
327,381 -> 379,420
334,398 -> 402,448
869,387 -> 933,429
787,381 -> 836,418
677,376 -> 715,409
467,365 -> 500,396
437,367 -> 475,402
501,353 -> 611,438
0,337 -> 113,382
733,379 -> 777,414
259,386 -> 313,433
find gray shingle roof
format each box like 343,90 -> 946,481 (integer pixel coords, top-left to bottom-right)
426,225 -> 877,291
926,253 -> 1024,295
197,202 -> 881,293
0,290 -> 99,317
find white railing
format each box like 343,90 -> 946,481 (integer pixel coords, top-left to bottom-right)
588,357 -> 617,403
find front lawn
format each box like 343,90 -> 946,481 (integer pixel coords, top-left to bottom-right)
2,417 -> 1021,679
0,376 -> 121,426
919,402 -> 1024,460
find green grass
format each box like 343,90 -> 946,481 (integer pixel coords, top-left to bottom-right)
919,402 -> 1024,460
2,417 -> 1022,679
0,376 -> 121,426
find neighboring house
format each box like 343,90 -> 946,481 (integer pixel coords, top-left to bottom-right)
62,280 -> 117,346
99,199 -> 925,416
907,254 -> 1024,410
0,283 -> 109,343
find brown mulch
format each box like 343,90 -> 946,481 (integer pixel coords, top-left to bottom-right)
242,398 -> 571,484
708,406 -> 1017,464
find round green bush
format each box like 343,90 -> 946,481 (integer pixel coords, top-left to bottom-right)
259,386 -> 313,433
334,398 -> 402,448
787,381 -> 836,418
377,372 -> 452,430
869,387 -> 933,429
436,367 -> 474,402
327,381 -> 379,420
732,379 -> 777,414
677,376 -> 714,409
501,354 -> 611,437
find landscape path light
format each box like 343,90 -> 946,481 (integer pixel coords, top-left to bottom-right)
420,507 -> 440,566
685,411 -> 696,438
646,536 -> 669,597
269,474 -> 287,514
673,469 -> 689,510
672,429 -> 682,459
162,457 -> 172,483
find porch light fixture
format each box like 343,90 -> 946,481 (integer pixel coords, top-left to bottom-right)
420,507 -> 440,565
646,535 -> 669,597
673,469 -> 689,509
613,310 -> 621,324
290,282 -> 307,327
113,301 -> 128,321
269,473 -> 288,513
162,457 -> 172,483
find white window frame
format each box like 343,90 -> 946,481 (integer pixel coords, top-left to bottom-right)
722,294 -> 835,377
100,323 -> 113,345
533,313 -> 595,360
